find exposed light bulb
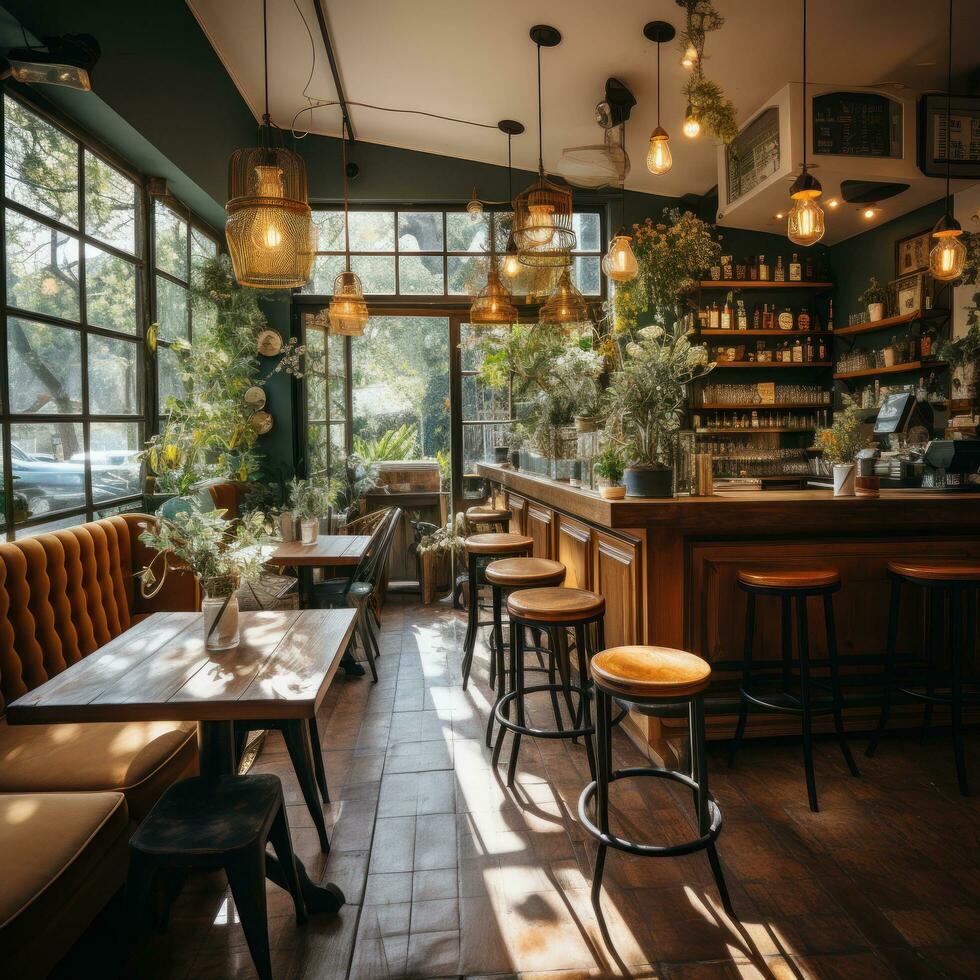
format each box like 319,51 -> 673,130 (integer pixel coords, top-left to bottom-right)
602,234 -> 639,282
467,188 -> 483,219
826,198 -> 840,209
929,215 -> 967,281
646,127 -> 672,175
861,205 -> 880,221
787,198 -> 825,246
683,106 -> 701,139
502,252 -> 522,278
524,203 -> 556,246
681,43 -> 698,68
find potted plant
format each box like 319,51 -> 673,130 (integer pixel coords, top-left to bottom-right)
287,477 -> 338,544
138,506 -> 270,650
814,407 -> 872,497
417,513 -> 466,605
858,277 -> 888,322
593,446 -> 626,500
604,324 -> 713,497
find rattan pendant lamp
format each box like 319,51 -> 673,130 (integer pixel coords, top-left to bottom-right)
328,134 -> 369,336
539,268 -> 589,330
225,0 -> 315,288
512,25 -> 576,268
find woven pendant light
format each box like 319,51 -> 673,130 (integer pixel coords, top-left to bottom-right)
512,27 -> 576,268
540,269 -> 588,328
225,0 -> 315,289
329,134 -> 368,336
471,212 -> 517,325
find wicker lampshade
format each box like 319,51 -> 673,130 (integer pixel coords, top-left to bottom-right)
470,260 -> 517,325
328,270 -> 369,336
226,145 -> 316,289
539,269 -> 588,327
513,169 -> 576,267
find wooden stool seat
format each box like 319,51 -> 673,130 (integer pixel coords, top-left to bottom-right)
737,567 -> 840,591
887,560 -> 980,583
507,587 -> 605,623
485,557 -> 566,588
591,646 -> 711,699
464,532 -> 533,556
466,506 -> 511,523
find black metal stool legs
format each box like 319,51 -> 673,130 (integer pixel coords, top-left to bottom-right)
590,686 -> 610,921
728,591 -> 754,767
795,595 -> 819,812
866,576 -> 902,758
950,587 -> 968,795
461,553 -> 479,690
823,592 -> 860,778
282,720 -> 330,852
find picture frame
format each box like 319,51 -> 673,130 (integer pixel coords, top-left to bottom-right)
888,272 -> 926,318
895,230 -> 931,276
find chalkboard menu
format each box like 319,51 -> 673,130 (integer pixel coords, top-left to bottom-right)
812,92 -> 901,158
725,107 -> 780,205
918,94 -> 980,179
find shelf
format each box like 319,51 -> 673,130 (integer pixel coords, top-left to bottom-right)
699,280 -> 834,290
694,403 -> 832,410
695,427 -> 816,434
698,329 -> 832,337
833,309 -> 946,337
833,360 -> 948,381
714,361 -> 833,369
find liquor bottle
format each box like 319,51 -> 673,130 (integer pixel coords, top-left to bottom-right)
709,301 -> 720,329
827,298 -> 834,331
789,252 -> 802,281
792,339 -> 803,362
721,294 -> 732,330
736,257 -> 747,281
751,410 -> 760,428
817,337 -> 827,360
758,255 -> 770,280
750,255 -> 758,281
722,255 -> 734,280
762,304 -> 773,330
753,304 -> 761,328
778,307 -> 794,330
805,255 -> 814,280
920,328 -> 932,359
797,308 -> 811,331
710,261 -> 721,281
775,255 -> 786,282
804,337 -> 814,362
737,299 -> 748,330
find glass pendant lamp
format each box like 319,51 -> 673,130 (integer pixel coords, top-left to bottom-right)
682,104 -> 701,139
787,0 -> 825,247
225,0 -> 315,288
603,173 -> 638,284
929,0 -> 966,282
644,21 -> 675,175
328,134 -> 368,336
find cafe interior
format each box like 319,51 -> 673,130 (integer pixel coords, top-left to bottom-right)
1,1 -> 980,978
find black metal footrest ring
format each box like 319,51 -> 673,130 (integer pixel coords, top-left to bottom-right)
577,767 -> 722,858
494,684 -> 593,740
740,684 -> 837,716
896,685 -> 980,707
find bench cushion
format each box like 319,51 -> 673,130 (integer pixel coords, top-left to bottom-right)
0,792 -> 129,978
0,719 -> 197,821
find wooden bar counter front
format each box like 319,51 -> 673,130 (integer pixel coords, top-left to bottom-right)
477,463 -> 980,756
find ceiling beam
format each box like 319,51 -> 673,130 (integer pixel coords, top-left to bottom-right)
312,0 -> 355,142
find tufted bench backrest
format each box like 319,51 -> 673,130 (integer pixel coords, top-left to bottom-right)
0,514 -> 198,714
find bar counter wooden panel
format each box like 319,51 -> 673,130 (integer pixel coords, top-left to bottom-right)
479,463 -> 980,750
556,515 -> 592,590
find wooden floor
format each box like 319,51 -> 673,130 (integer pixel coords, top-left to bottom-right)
90,596 -> 979,979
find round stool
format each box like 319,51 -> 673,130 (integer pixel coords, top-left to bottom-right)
866,560 -> 980,796
730,566 -> 859,812
461,533 -> 533,690
483,558 -> 566,746
492,587 -> 605,787
578,646 -> 733,940
465,506 -> 511,533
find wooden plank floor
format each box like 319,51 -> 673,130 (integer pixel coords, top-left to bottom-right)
72,595 -> 979,979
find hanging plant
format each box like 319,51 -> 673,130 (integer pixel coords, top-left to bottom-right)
679,1 -> 739,144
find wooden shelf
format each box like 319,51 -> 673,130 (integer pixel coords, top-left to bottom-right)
694,403 -> 832,410
695,427 -> 816,434
699,329 -> 832,337
833,310 -> 945,337
833,360 -> 947,381
699,280 -> 834,290
714,361 -> 833,369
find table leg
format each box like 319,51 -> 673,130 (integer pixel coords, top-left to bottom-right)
198,721 -> 346,916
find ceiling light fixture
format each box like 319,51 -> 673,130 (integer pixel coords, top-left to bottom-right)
466,188 -> 483,219
774,212 -> 786,220
470,211 -> 518,325
826,198 -> 840,209
499,120 -> 525,279
540,268 -> 589,329
1,33 -> 100,91
512,26 -> 576,268
328,134 -> 368,336
787,0 -> 825,247
929,0 -> 966,282
225,0 -> 315,288
682,104 -> 701,139
861,205 -> 880,220
644,21 -> 675,176
603,130 -> 639,284
681,43 -> 699,69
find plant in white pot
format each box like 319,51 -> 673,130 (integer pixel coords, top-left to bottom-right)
287,477 -> 338,544
593,445 -> 626,500
858,277 -> 888,323
138,506 -> 270,650
814,407 -> 873,497
604,324 -> 713,497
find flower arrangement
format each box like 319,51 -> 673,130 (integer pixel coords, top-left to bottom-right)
613,209 -> 720,333
417,512 -> 467,558
813,407 -> 872,465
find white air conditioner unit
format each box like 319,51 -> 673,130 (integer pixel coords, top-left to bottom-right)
715,83 -> 955,245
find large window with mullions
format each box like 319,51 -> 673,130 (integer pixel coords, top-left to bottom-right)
1,93 -> 146,539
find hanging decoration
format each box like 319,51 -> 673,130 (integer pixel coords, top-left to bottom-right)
512,26 -> 576,268
786,0 -> 825,247
225,0 -> 315,289
540,269 -> 589,329
470,212 -> 518,325
602,149 -> 638,284
328,133 -> 369,336
678,1 -> 738,143
929,0 -> 966,282
644,21 -> 675,176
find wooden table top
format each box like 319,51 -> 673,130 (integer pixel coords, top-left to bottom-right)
267,534 -> 371,568
6,609 -> 358,726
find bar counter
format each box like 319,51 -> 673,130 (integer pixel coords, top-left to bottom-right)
477,463 -> 980,753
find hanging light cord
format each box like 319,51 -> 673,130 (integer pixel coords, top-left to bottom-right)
536,42 -> 544,173
262,0 -> 270,125
944,0 -> 953,214
508,134 -> 513,202
342,134 -> 351,272
801,0 -> 807,174
656,41 -> 662,128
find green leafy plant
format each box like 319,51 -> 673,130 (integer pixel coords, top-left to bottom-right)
353,423 -> 419,462
938,231 -> 980,378
858,277 -> 887,308
333,453 -> 380,523
417,513 -> 467,558
287,477 -> 339,521
679,1 -> 739,144
813,407 -> 873,465
593,446 -> 625,484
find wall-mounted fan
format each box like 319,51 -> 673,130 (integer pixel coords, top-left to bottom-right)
560,78 -> 636,189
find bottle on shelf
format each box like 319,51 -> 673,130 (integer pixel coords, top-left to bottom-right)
920,328 -> 932,359
736,257 -> 747,281
721,293 -> 733,330
789,253 -> 802,282
722,255 -> 734,280
758,254 -> 770,281
797,308 -> 811,331
805,255 -> 814,280
775,255 -> 786,282
752,304 -> 761,328
709,301 -> 720,329
736,299 -> 748,330
762,304 -> 774,330
818,336 -> 827,360
750,255 -> 758,281
792,338 -> 803,363
827,298 -> 834,331
804,337 -> 814,362
778,307 -> 794,330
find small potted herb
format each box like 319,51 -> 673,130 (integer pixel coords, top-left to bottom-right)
593,446 -> 626,500
814,407 -> 873,497
287,477 -> 338,544
858,277 -> 888,322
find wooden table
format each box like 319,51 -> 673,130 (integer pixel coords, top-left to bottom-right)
267,534 -> 371,607
7,608 -> 357,914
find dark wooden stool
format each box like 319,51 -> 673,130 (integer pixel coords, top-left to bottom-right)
730,566 -> 859,812
461,532 -> 533,690
866,560 -> 980,796
492,587 -> 605,787
483,557 -> 566,746
465,506 -> 512,533
578,645 -> 733,944
128,774 -> 305,980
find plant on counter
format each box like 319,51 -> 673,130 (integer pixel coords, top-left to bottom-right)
813,406 -> 873,497
593,445 -> 627,500
613,209 -> 720,334
287,476 -> 339,543
603,324 -> 713,497
857,277 -> 888,322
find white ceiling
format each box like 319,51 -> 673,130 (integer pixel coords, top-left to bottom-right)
188,0 -> 979,199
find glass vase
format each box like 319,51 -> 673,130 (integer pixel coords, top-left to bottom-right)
201,575 -> 240,651
300,518 -> 319,544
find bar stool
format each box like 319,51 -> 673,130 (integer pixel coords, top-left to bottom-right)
578,646 -> 733,940
483,557 -> 566,746
730,566 -> 859,812
492,587 -> 605,786
866,560 -> 980,796
461,532 -> 533,690
465,506 -> 511,533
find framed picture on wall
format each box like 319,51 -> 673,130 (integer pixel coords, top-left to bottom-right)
888,273 -> 926,318
895,230 -> 931,276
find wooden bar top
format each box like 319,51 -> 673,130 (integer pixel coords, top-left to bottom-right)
477,463 -> 980,534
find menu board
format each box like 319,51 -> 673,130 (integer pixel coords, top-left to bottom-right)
725,107 -> 780,205
812,92 -> 901,158
919,94 -> 980,178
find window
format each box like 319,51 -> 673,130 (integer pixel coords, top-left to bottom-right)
302,310 -> 348,484
301,207 -> 604,300
1,93 -> 145,538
